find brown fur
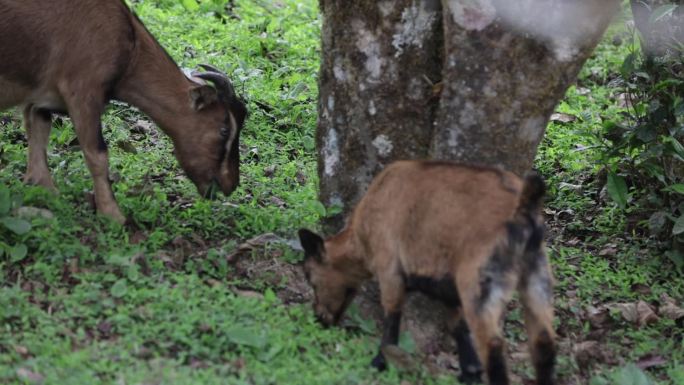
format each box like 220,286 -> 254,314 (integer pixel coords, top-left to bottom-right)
299,160 -> 555,385
0,0 -> 246,223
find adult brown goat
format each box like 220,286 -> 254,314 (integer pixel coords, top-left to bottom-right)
299,160 -> 555,385
0,0 -> 246,223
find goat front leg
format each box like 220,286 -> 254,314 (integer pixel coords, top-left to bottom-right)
65,95 -> 125,224
371,268 -> 405,371
23,105 -> 56,191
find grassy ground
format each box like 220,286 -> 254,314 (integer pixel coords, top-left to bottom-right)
0,1 -> 682,384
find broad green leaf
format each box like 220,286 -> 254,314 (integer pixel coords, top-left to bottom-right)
663,136 -> 684,161
0,217 -> 32,235
0,185 -> 10,215
263,287 -> 277,303
648,211 -> 667,234
10,243 -> 28,263
607,172 -> 628,209
225,326 -> 266,348
181,0 -> 199,11
673,215 -> 684,235
649,4 -> 678,23
664,184 -> 684,195
127,264 -> 140,282
312,201 -> 326,217
611,364 -> 653,385
111,279 -> 128,298
620,53 -> 637,79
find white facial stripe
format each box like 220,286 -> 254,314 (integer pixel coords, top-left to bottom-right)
225,112 -> 238,156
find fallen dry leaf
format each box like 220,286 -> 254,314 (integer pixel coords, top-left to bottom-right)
263,165 -> 276,177
630,283 -> 652,296
573,340 -> 601,373
233,289 -> 264,299
607,301 -> 659,327
636,301 -> 659,326
227,233 -> 285,262
550,112 -> 578,124
381,345 -> 417,371
636,353 -> 667,370
14,345 -> 29,356
586,305 -> 611,329
598,243 -> 618,256
658,294 -> 684,321
16,368 -> 44,384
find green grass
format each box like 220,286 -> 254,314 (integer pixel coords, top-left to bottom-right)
1,1 -> 683,384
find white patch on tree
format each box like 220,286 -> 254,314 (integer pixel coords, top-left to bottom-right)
368,100 -> 377,116
372,134 -> 394,157
446,0 -> 496,31
392,2 -> 436,57
353,20 -> 385,80
323,128 -> 340,176
333,57 -> 348,81
378,1 -> 395,17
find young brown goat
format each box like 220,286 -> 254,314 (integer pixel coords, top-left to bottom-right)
299,160 -> 555,385
0,0 -> 246,223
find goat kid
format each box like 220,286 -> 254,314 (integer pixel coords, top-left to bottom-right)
299,160 -> 555,385
0,0 -> 247,223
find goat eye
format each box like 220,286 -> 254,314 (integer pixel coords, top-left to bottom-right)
220,126 -> 230,138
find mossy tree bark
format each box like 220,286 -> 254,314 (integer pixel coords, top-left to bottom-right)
316,0 -> 442,231
317,0 -> 620,231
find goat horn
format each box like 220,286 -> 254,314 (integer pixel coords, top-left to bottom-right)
195,72 -> 235,99
199,63 -> 223,74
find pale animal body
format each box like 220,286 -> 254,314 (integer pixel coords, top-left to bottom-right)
299,160 -> 555,385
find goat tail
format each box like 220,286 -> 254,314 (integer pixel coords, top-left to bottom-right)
518,171 -> 546,215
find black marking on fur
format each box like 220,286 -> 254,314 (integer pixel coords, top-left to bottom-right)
534,330 -> 556,385
487,339 -> 509,385
454,319 -> 483,384
381,311 -> 401,346
97,127 -> 107,152
477,249 -> 514,313
35,108 -> 52,122
371,310 -> 401,371
405,275 -> 460,307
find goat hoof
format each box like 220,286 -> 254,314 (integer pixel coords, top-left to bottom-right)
370,353 -> 387,371
24,175 -> 57,193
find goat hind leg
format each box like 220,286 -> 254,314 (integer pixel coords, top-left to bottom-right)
458,269 -> 515,385
520,253 -> 556,385
23,105 -> 56,191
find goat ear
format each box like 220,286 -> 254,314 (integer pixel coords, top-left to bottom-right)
298,228 -> 325,262
189,85 -> 218,111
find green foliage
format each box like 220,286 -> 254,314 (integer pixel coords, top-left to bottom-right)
577,4 -> 684,261
0,184 -> 34,263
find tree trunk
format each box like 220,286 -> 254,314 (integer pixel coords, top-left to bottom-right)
318,0 -> 619,232
316,0 -> 442,231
